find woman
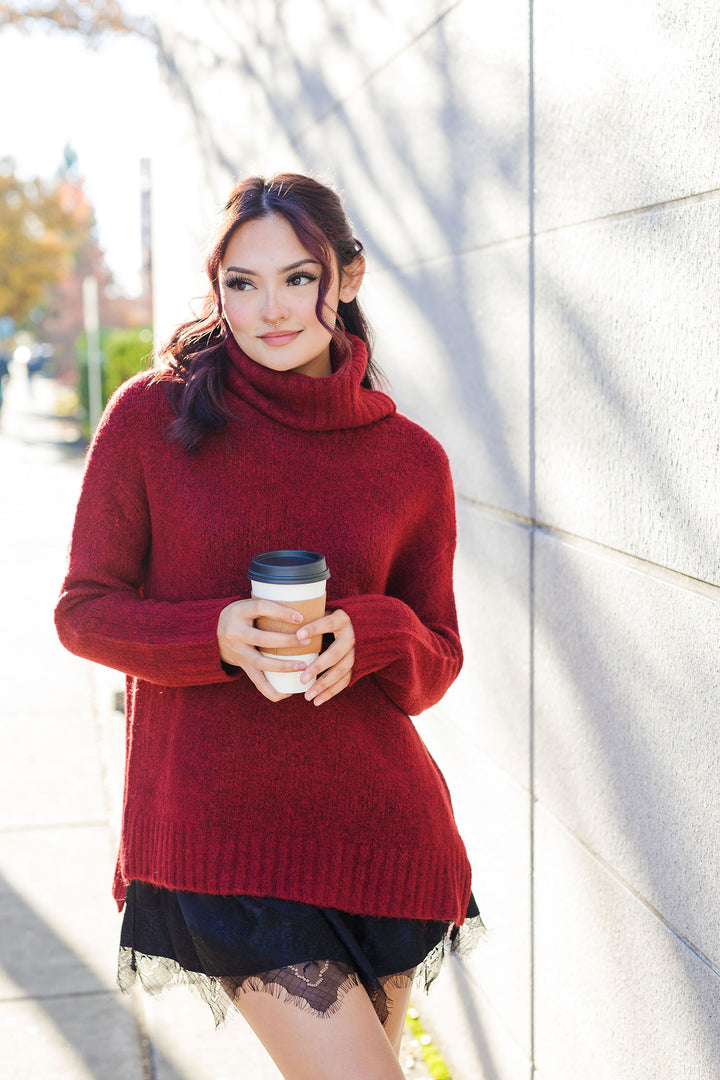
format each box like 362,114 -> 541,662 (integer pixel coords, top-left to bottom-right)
55,173 -> 481,1080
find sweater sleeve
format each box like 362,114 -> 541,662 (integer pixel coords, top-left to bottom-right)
331,447 -> 463,716
54,377 -> 242,687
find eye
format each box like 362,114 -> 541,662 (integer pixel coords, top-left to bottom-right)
223,273 -> 254,291
286,272 -> 318,287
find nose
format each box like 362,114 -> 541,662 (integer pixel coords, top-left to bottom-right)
261,289 -> 288,325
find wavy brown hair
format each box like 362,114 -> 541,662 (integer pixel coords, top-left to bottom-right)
155,173 -> 380,451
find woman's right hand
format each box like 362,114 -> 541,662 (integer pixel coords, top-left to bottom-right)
217,599 -> 307,701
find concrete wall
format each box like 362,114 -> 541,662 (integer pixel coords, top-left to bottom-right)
148,2 -> 720,1076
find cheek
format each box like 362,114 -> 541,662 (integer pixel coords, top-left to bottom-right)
222,294 -> 252,330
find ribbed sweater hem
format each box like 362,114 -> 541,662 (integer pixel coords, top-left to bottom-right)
115,815 -> 472,925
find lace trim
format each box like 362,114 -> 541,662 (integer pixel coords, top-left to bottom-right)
117,913 -> 485,1027
120,949 -> 378,1024
415,912 -> 486,992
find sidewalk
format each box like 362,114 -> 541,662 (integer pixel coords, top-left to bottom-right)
0,371 -> 431,1080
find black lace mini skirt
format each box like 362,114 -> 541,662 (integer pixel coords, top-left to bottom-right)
118,882 -> 483,1026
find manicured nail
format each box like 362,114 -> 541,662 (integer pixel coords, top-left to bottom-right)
292,613 -> 303,623
297,628 -> 310,640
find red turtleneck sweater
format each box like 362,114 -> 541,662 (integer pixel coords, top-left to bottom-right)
55,335 -> 472,923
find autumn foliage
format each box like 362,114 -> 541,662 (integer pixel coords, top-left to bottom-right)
0,160 -> 86,328
0,154 -> 151,380
0,0 -> 156,44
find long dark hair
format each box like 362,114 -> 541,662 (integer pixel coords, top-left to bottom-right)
155,173 -> 381,451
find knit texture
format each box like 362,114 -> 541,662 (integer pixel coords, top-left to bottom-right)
55,334 -> 472,923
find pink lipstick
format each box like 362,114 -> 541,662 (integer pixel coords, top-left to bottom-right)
259,331 -> 301,346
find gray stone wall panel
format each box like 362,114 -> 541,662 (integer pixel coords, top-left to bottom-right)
363,241 -> 530,516
436,504 -> 531,786
535,199 -> 720,583
535,1 -> 720,229
534,530 -> 720,962
534,806 -> 720,1080
298,0 -> 529,268
161,0 -> 457,141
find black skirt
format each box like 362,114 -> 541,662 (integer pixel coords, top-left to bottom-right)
118,882 -> 483,1025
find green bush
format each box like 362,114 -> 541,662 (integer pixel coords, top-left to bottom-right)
76,327 -> 153,439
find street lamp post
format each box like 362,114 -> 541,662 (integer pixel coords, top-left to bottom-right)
82,275 -> 102,434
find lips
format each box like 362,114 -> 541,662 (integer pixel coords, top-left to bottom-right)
259,331 -> 302,346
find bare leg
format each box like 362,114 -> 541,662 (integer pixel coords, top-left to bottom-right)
381,976 -> 415,1059
234,980 -> 407,1080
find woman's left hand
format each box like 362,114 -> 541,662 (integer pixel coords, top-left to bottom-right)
296,608 -> 355,705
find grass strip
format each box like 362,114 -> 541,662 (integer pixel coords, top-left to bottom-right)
405,1008 -> 452,1080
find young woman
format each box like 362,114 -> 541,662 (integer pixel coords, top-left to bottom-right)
55,173 -> 481,1080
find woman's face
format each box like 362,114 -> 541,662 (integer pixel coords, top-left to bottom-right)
219,213 -> 362,378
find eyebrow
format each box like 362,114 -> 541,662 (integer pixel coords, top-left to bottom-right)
223,259 -> 321,275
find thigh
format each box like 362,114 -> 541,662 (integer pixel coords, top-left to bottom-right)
380,976 -> 415,1058
234,979 -> 406,1080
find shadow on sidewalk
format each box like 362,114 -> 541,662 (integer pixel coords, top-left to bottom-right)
0,871 -> 187,1080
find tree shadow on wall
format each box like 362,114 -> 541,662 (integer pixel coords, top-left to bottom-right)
156,0 -> 531,519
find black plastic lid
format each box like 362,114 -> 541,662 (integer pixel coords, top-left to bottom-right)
248,550 -> 330,585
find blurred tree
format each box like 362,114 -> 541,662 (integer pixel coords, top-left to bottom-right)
0,151 -> 146,378
0,0 -> 156,43
0,157 -> 81,328
38,155 -> 116,376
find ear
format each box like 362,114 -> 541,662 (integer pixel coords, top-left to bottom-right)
338,254 -> 365,303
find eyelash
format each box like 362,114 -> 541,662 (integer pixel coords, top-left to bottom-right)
223,272 -> 318,291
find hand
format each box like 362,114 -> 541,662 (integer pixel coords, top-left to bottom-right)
295,608 -> 355,706
217,598 -> 309,702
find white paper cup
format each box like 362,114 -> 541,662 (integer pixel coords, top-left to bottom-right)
248,552 -> 330,695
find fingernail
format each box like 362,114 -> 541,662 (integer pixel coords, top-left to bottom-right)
292,613 -> 303,623
297,628 -> 309,640
295,663 -> 307,671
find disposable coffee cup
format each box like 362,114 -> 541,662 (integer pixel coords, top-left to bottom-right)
248,550 -> 330,695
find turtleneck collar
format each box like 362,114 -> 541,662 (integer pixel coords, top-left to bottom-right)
222,332 -> 396,432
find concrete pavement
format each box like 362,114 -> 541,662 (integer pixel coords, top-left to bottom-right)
0,370 -> 432,1080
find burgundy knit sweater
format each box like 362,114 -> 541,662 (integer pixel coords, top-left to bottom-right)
55,334 -> 472,923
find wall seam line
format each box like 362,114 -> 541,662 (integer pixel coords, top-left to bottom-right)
536,525 -> 720,602
292,0 -> 465,141
537,807 -> 720,982
455,498 -> 720,601
364,231 -> 532,277
528,0 -> 537,1072
534,186 -> 720,238
456,495 -> 533,528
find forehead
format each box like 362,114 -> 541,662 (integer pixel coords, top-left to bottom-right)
222,213 -> 310,267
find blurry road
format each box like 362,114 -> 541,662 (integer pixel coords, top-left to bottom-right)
0,371 -> 432,1079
